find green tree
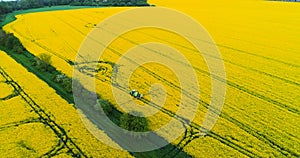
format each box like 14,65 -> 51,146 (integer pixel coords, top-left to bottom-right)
62,78 -> 72,93
0,30 -> 5,46
12,45 -> 24,54
0,1 -> 13,14
36,53 -> 52,71
120,111 -> 148,132
96,98 -> 113,114
4,34 -> 15,49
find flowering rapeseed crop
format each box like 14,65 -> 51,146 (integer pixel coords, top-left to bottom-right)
2,0 -> 300,156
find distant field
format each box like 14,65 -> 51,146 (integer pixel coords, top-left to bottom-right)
1,0 -> 300,157
0,5 -> 96,27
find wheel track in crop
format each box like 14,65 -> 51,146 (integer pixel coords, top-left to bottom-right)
94,25 -> 300,115
9,13 -> 299,157
0,118 -> 66,157
0,118 -> 41,131
0,67 -> 87,158
130,28 -> 300,87
3,11 -> 290,157
0,79 -> 66,157
112,84 -> 259,157
217,34 -> 300,56
0,88 -> 19,101
103,31 -> 299,115
78,63 -> 258,157
68,12 -> 299,115
77,12 -> 300,84
7,24 -> 74,65
9,11 -> 300,111
101,19 -> 300,110
20,17 -> 36,42
55,14 -> 300,156
142,88 -> 299,157
112,15 -> 300,69
128,68 -> 299,156
83,15 -> 299,111
217,43 -> 300,68
108,52 -> 299,157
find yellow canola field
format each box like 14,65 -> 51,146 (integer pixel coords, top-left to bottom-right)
0,59 -> 57,157
2,0 -> 300,157
4,7 -> 127,77
0,51 -> 132,157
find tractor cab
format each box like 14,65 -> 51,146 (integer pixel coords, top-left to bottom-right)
129,89 -> 143,99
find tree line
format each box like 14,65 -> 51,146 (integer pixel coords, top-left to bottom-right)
0,30 -> 24,54
0,0 -> 150,15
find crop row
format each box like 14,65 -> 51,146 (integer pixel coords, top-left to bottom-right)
0,67 -> 87,157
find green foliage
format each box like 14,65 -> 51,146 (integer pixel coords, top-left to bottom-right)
54,74 -> 66,83
62,78 -> 72,93
38,53 -> 52,65
34,53 -> 52,72
12,45 -> 24,54
39,53 -> 52,68
120,111 -> 148,132
0,30 -> 25,54
97,98 -> 113,114
4,34 -> 15,49
0,30 -> 5,45
0,0 -> 150,16
0,1 -> 14,14
17,0 -> 44,10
